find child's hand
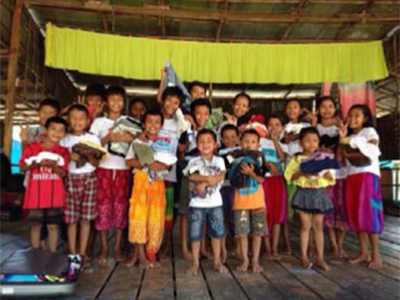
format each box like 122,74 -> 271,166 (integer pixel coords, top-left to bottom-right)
40,159 -> 56,168
269,130 -> 280,142
184,114 -> 196,129
148,161 -> 168,172
240,163 -> 255,176
195,182 -> 207,196
120,131 -> 134,143
338,120 -> 348,139
223,112 -> 237,126
70,152 -> 81,161
323,172 -> 333,181
137,132 -> 147,142
206,176 -> 219,186
267,162 -> 279,176
302,108 -> 317,125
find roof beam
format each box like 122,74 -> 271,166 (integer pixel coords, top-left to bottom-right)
23,0 -> 400,25
216,0 -> 229,42
180,0 -> 400,4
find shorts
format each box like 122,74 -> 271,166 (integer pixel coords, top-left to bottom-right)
189,206 -> 225,241
234,209 -> 267,237
64,173 -> 97,224
28,208 -> 63,225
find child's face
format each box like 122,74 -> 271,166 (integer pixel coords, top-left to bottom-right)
348,108 -> 366,130
130,102 -> 147,120
45,123 -> 66,144
301,133 -> 319,154
232,96 -> 250,118
107,94 -> 124,114
162,96 -> 180,118
221,129 -> 239,148
68,109 -> 89,134
285,101 -> 301,122
193,105 -> 210,129
318,100 -> 335,120
143,115 -> 162,136
86,95 -> 103,108
191,85 -> 206,100
241,133 -> 260,150
267,118 -> 283,136
197,133 -> 217,157
38,105 -> 58,126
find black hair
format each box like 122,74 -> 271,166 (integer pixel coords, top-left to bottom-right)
347,104 -> 374,135
266,113 -> 284,126
299,127 -> 320,141
107,85 -> 126,98
233,92 -> 251,107
189,81 -> 207,93
316,96 -> 336,110
143,109 -> 164,126
45,116 -> 68,131
129,98 -> 148,112
85,83 -> 107,101
285,98 -> 302,110
39,98 -> 61,114
196,128 -> 217,143
161,86 -> 184,105
68,104 -> 89,117
191,98 -> 212,116
241,129 -> 260,142
221,124 -> 239,138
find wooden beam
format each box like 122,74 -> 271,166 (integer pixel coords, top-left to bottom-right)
23,0 -> 400,25
102,14 -> 108,32
3,0 -> 23,158
182,0 -> 399,4
216,0 -> 229,42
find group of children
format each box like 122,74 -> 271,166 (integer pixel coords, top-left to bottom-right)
19,80 -> 384,276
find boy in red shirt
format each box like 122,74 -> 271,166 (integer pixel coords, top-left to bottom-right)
20,116 -> 70,253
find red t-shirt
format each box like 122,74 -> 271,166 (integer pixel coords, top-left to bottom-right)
20,142 -> 70,209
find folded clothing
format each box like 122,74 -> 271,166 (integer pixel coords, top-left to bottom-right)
300,157 -> 340,174
72,141 -> 108,168
109,117 -> 142,157
25,152 -> 65,167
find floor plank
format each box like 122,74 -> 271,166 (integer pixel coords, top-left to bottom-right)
138,260 -> 174,300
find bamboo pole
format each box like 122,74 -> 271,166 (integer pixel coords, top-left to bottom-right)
3,0 -> 23,158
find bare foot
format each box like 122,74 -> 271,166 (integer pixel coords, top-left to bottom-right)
214,263 -> 229,274
115,250 -> 125,262
148,259 -> 161,269
124,254 -> 138,267
186,264 -> 199,275
368,255 -> 382,270
338,248 -> 348,259
330,247 -> 339,260
252,262 -> 264,274
139,256 -> 151,270
301,257 -> 313,269
236,259 -> 249,272
316,259 -> 331,272
182,250 -> 193,261
282,248 -> 292,256
349,253 -> 371,265
96,252 -> 108,265
265,252 -> 281,261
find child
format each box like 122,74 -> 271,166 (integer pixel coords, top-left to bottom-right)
20,116 -> 69,253
284,127 -> 335,271
339,104 -> 383,269
184,129 -> 227,275
89,85 -> 133,263
60,104 -> 101,258
261,114 -> 288,260
189,81 -> 207,101
85,83 -> 107,123
222,92 -> 251,133
125,109 -> 174,268
316,96 -> 348,259
232,129 -> 267,273
178,98 -> 212,261
128,98 -> 148,122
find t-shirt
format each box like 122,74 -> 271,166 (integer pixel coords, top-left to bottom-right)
317,124 -> 339,137
260,138 -> 288,177
20,142 -> 70,209
347,127 -> 381,177
159,118 -> 183,182
60,133 -> 101,174
183,156 -> 226,208
89,117 -> 128,170
284,122 -> 311,158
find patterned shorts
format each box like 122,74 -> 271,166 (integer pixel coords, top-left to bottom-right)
64,172 -> 97,224
234,209 -> 267,237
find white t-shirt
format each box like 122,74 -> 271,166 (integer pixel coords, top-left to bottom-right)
60,133 -> 101,174
317,124 -> 339,137
159,118 -> 182,182
184,156 -> 225,208
284,122 -> 311,158
89,117 -> 129,170
347,127 -> 381,177
260,138 -> 288,177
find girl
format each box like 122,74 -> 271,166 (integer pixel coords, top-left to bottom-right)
316,96 -> 348,259
222,92 -> 251,133
284,127 -> 335,271
261,114 -> 288,260
339,104 -> 383,270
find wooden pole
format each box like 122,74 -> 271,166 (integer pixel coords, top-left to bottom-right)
3,0 -> 23,158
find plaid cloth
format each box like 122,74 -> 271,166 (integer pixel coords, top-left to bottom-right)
64,172 -> 97,224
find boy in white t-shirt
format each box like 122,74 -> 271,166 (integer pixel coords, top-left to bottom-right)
184,129 -> 227,276
61,104 -> 102,259
89,85 -> 134,263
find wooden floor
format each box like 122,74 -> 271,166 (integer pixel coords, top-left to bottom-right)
1,215 -> 399,300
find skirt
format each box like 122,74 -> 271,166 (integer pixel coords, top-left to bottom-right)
292,187 -> 334,214
346,173 -> 384,234
263,176 -> 288,233
324,179 -> 348,230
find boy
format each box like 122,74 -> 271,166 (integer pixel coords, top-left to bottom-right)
184,129 -> 227,275
85,83 -> 107,123
233,129 -> 267,273
20,116 -> 69,252
129,98 -> 148,122
60,104 -> 101,258
178,98 -> 212,260
90,85 -> 133,263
